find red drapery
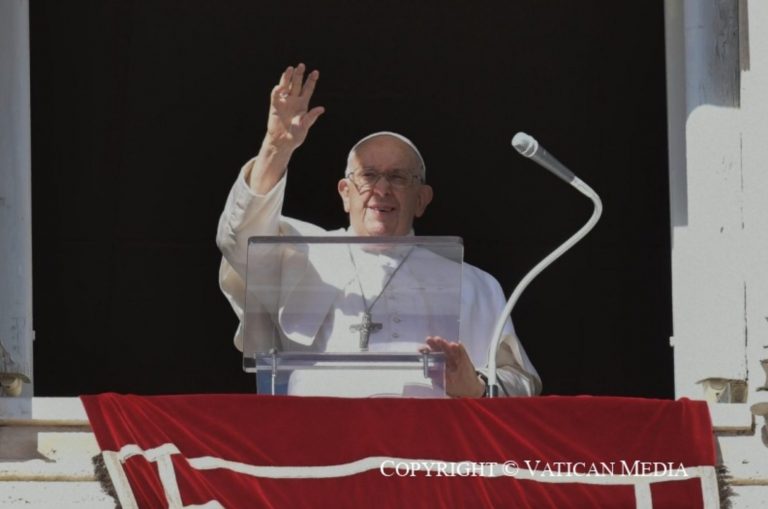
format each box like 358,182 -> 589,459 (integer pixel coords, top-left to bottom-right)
81,394 -> 717,509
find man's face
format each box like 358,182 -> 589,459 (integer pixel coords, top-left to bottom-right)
338,136 -> 433,236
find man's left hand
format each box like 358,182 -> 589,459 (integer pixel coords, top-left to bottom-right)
422,337 -> 485,398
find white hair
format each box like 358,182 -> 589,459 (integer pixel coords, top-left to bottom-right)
346,131 -> 426,180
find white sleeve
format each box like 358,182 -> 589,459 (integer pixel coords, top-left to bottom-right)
216,159 -> 288,350
461,265 -> 542,396
216,159 -> 287,281
215,160 -> 330,350
492,330 -> 543,396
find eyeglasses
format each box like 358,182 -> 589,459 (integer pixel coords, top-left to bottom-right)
345,168 -> 423,192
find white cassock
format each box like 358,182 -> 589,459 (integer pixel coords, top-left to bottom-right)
216,160 -> 542,397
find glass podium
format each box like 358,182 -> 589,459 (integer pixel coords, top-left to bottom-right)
243,236 -> 463,397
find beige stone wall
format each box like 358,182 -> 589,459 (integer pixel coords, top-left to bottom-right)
0,398 -> 114,507
667,0 -> 768,503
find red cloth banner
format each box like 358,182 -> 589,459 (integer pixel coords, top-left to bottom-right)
81,394 -> 717,509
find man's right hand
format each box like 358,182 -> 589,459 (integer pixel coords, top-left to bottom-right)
248,63 -> 325,194
266,63 -> 325,152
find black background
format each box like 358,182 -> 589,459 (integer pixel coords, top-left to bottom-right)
30,1 -> 672,397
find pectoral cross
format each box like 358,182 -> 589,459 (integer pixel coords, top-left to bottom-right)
350,312 -> 382,351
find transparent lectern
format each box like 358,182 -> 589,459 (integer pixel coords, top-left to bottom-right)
243,236 -> 464,397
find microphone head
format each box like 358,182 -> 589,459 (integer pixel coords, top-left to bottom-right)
511,132 -> 539,158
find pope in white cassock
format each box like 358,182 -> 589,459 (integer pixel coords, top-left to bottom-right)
216,63 -> 541,398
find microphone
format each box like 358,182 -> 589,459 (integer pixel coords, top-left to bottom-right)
511,132 -> 575,184
485,132 -> 603,397
511,132 -> 599,201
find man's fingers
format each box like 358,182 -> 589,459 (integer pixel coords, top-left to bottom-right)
424,337 -> 453,369
290,63 -> 305,96
448,344 -> 464,370
423,339 -> 481,398
270,84 -> 288,104
274,64 -> 318,105
300,69 -> 320,100
453,344 -> 478,374
454,343 -> 471,362
429,339 -> 468,371
271,65 -> 295,104
301,106 -> 325,130
435,340 -> 459,370
278,66 -> 293,89
425,336 -> 445,352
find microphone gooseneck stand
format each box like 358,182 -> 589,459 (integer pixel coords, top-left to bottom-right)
486,132 -> 603,397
